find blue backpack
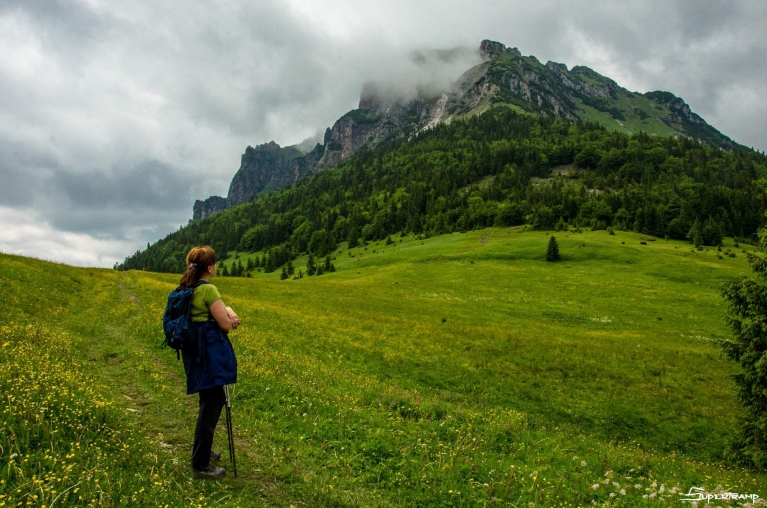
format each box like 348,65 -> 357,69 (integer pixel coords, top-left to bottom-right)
161,280 -> 208,359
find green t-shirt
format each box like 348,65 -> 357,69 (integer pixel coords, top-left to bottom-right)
190,283 -> 222,322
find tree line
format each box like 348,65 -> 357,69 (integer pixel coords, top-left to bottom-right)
121,108 -> 767,273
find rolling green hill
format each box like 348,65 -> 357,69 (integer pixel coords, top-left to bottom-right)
4,229 -> 767,506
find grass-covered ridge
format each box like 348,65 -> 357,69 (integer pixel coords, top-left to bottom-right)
4,228 -> 767,506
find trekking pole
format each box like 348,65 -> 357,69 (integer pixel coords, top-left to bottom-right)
224,384 -> 237,478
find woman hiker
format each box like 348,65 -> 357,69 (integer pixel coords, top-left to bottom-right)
179,246 -> 239,479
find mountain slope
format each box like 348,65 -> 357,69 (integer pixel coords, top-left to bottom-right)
125,106 -> 766,274
193,39 -> 736,220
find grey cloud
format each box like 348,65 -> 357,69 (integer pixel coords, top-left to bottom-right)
49,161 -> 193,210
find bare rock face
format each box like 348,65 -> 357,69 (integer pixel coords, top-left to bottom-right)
645,91 -> 707,125
193,196 -> 228,221
480,40 -> 522,59
192,141 -> 325,220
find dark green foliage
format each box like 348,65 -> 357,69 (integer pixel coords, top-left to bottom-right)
121,108 -> 767,273
306,253 -> 316,276
574,145 -> 601,169
688,218 -> 703,248
324,256 -> 332,272
280,266 -> 288,280
495,202 -> 526,227
287,260 -> 295,276
546,236 -> 560,261
702,216 -> 724,247
533,206 -> 555,230
264,252 -> 276,273
347,230 -> 360,248
719,214 -> 767,468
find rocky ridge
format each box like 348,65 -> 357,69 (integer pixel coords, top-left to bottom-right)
193,40 -> 735,221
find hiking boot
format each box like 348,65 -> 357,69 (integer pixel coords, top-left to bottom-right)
210,450 -> 221,463
193,465 -> 226,479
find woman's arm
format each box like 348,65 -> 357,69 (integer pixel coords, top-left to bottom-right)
209,299 -> 240,332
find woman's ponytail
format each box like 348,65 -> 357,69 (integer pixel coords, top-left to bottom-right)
179,246 -> 217,288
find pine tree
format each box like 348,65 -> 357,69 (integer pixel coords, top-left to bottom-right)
317,265 -> 324,276
687,218 -> 703,247
306,253 -> 316,276
719,219 -> 767,467
247,258 -> 255,271
702,216 -> 724,247
265,253 -> 276,273
460,209 -> 470,233
287,259 -> 295,276
324,255 -> 332,272
546,236 -> 560,261
222,264 -> 230,276
280,266 -> 288,280
347,229 -> 359,249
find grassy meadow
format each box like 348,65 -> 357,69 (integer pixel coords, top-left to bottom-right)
2,228 -> 767,507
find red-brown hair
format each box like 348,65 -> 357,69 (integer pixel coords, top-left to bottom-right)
179,246 -> 216,288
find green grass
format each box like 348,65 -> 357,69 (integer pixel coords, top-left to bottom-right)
574,95 -> 682,139
2,229 -> 766,506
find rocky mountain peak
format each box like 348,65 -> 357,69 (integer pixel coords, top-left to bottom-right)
480,40 -> 521,60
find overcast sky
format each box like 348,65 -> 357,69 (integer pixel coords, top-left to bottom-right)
1,0 -> 765,267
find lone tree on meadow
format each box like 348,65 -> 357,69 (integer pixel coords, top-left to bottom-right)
719,215 -> 767,468
546,236 -> 560,262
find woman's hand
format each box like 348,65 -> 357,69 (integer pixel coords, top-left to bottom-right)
226,306 -> 241,329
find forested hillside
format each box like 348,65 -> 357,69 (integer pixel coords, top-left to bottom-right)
122,108 -> 767,272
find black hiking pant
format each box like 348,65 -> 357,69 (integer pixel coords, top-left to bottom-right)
191,385 -> 226,469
